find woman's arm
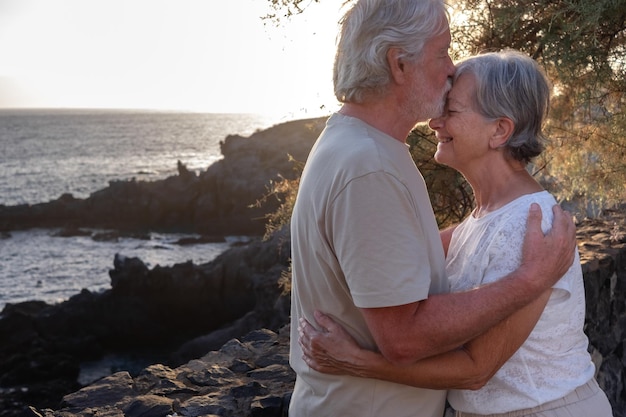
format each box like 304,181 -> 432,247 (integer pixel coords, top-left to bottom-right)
299,289 -> 551,390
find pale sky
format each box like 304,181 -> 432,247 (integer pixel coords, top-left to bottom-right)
0,0 -> 343,118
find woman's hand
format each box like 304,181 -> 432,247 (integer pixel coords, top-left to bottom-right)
298,310 -> 366,376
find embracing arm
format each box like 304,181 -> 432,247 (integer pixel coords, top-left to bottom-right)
300,288 -> 551,389
360,204 -> 575,364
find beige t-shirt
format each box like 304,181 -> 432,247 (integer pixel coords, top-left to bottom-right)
289,113 -> 448,417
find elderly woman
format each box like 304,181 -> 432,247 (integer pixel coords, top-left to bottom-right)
299,50 -> 613,417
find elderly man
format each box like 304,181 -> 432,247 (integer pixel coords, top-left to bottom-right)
289,0 -> 577,416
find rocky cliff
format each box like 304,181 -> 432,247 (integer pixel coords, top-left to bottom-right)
0,116 -> 324,416
0,117 -> 327,236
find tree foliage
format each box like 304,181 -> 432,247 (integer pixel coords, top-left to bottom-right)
267,0 -> 626,218
408,126 -> 474,227
264,0 -> 322,22
252,156 -> 304,239
450,0 -> 626,216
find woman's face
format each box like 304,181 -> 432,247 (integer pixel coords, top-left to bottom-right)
428,73 -> 498,173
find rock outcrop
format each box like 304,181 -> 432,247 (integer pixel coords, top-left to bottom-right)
38,327 -> 294,417
0,227 -> 292,416
0,117 -> 327,236
0,116 -> 321,415
577,208 -> 626,414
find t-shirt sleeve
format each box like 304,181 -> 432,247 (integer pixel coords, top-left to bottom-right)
481,201 -> 573,300
330,172 -> 433,308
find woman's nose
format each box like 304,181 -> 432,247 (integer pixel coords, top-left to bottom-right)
428,117 -> 443,131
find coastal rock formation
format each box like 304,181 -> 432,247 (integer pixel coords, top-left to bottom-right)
39,327 -> 294,417
0,117 -> 327,236
0,227 -> 291,415
577,209 -> 626,413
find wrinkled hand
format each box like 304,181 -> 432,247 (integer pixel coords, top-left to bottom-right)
521,204 -> 577,290
298,311 -> 363,376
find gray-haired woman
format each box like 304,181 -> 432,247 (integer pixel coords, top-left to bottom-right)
299,50 -> 613,417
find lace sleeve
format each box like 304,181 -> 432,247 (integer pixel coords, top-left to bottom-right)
482,201 -> 572,298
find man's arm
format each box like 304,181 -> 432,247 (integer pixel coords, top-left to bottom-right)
300,289 -> 550,389
362,204 -> 576,364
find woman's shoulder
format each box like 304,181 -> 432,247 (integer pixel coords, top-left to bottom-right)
506,191 -> 556,217
476,191 -> 556,238
505,191 -> 557,233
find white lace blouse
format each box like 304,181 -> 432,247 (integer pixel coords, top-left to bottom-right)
446,191 -> 595,414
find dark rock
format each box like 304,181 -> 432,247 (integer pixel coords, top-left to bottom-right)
60,372 -> 134,409
122,395 -> 175,417
53,227 -> 92,237
0,117 -> 326,236
34,326 -> 295,417
0,224 -> 290,416
250,395 -> 285,417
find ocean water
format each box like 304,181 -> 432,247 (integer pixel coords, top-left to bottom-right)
0,109 -> 285,310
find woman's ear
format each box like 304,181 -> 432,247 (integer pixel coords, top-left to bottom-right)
387,47 -> 407,84
490,117 -> 515,149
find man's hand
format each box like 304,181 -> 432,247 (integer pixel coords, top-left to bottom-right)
520,203 -> 577,291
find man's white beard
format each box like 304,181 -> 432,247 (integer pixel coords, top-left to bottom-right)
405,77 -> 452,123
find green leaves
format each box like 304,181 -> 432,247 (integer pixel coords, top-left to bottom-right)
452,0 -> 626,216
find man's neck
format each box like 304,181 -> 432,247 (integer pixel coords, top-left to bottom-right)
339,102 -> 417,143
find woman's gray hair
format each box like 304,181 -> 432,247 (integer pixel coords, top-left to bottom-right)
454,50 -> 552,164
334,0 -> 449,103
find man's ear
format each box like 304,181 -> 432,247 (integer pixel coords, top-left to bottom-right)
387,47 -> 407,84
490,117 -> 515,149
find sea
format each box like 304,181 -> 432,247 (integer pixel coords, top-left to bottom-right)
0,108 -> 292,312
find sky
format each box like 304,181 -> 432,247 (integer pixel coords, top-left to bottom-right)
0,0 -> 343,118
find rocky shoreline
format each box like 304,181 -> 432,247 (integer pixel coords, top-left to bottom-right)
0,117 -> 624,416
0,226 -> 293,416
0,117 -> 327,236
0,117 -> 325,416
